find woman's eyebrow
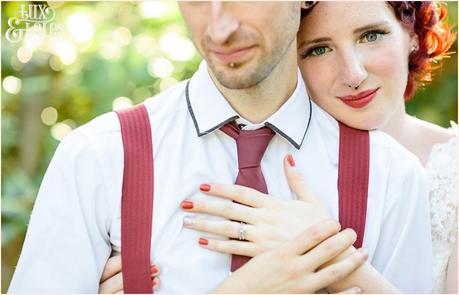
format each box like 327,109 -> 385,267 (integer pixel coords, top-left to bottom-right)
353,21 -> 390,34
298,37 -> 331,50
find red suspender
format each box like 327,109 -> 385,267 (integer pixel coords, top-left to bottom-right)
338,121 -> 370,248
116,104 -> 154,294
114,105 -> 369,291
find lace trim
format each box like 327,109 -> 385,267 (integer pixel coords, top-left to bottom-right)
427,121 -> 458,293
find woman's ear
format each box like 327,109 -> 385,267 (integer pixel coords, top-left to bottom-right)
410,35 -> 420,53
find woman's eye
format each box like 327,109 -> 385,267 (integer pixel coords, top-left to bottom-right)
360,30 -> 388,43
309,46 -> 331,57
365,32 -> 379,42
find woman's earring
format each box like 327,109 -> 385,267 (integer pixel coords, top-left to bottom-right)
411,44 -> 419,53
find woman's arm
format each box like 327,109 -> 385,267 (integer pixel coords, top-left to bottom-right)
183,155 -> 400,293
212,220 -> 368,293
98,220 -> 368,293
318,247 -> 399,293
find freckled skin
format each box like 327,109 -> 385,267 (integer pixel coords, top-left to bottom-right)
297,2 -> 414,130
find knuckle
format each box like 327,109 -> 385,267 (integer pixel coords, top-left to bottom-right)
328,267 -> 343,280
222,222 -> 234,235
309,227 -> 323,243
196,200 -> 206,211
221,202 -> 233,213
323,242 -> 337,255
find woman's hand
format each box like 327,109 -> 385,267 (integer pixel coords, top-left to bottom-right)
98,255 -> 160,294
212,219 -> 368,293
181,154 -> 331,257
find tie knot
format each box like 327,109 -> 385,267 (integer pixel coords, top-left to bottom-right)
221,123 -> 275,169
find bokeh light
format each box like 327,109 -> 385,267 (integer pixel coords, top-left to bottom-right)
17,46 -> 33,63
67,12 -> 95,43
2,76 -> 22,94
139,1 -> 168,18
148,57 -> 174,78
112,96 -> 133,111
50,122 -> 73,141
41,107 -> 58,126
160,32 -> 196,61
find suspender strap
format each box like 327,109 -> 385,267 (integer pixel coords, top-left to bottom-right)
116,104 -> 154,294
338,122 -> 370,249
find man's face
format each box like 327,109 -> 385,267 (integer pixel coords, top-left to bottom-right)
179,2 -> 301,89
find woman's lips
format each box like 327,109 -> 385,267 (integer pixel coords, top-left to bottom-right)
338,88 -> 379,109
212,46 -> 256,64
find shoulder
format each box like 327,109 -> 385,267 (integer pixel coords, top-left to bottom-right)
369,129 -> 425,177
411,116 -> 456,147
370,129 -> 419,162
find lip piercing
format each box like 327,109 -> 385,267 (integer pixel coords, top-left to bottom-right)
229,62 -> 235,68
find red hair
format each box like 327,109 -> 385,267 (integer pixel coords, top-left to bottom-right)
301,2 -> 456,100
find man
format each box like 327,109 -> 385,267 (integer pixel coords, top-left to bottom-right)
9,2 -> 432,293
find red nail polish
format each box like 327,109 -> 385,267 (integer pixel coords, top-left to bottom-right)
200,184 -> 211,192
287,154 -> 295,167
181,200 -> 193,209
150,266 -> 158,273
199,238 -> 208,246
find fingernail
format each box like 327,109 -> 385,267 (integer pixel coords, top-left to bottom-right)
200,184 -> 211,192
287,154 -> 295,167
150,265 -> 158,273
183,216 -> 195,226
199,238 -> 208,246
181,200 -> 194,209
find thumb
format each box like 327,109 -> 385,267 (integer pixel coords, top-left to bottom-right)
283,154 -> 319,203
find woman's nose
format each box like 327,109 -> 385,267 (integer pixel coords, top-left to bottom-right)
339,50 -> 368,90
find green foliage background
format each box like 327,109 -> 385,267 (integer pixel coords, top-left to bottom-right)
1,1 -> 457,292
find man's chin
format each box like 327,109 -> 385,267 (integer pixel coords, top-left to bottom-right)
206,55 -> 271,89
214,72 -> 259,90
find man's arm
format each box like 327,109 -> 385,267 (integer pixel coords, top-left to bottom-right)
8,131 -> 113,293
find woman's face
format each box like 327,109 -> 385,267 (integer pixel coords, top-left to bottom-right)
297,2 -> 415,130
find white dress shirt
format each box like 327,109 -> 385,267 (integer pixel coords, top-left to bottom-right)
8,61 -> 432,293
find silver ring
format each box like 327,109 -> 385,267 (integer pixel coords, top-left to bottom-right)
238,222 -> 247,241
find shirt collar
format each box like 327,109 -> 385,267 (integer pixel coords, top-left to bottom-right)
186,61 -> 312,149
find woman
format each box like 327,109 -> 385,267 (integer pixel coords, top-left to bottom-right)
100,1 -> 456,293
296,2 -> 457,293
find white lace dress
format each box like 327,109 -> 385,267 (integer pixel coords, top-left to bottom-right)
426,122 -> 458,293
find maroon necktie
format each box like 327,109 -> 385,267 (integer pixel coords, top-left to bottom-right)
220,122 -> 275,271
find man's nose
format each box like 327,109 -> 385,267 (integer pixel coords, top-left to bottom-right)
207,1 -> 240,45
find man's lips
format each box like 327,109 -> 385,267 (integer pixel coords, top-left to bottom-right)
338,88 -> 379,109
211,46 -> 256,64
